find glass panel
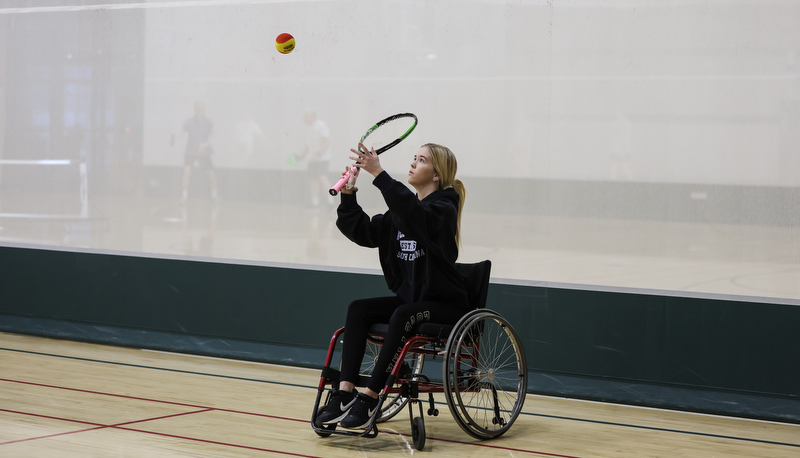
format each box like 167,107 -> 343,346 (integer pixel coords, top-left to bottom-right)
0,0 -> 798,301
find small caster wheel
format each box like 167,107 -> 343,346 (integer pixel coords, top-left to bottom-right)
314,408 -> 337,437
411,416 -> 426,450
314,423 -> 336,437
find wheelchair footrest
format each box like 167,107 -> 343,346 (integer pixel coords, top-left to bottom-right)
312,423 -> 379,439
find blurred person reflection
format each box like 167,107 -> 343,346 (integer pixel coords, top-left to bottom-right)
298,109 -> 332,209
173,101 -> 219,202
181,201 -> 219,257
234,110 -> 266,167
305,211 -> 334,264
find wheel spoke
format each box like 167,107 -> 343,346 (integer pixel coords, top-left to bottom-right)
352,340 -> 425,422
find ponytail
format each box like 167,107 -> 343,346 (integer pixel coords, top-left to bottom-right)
422,143 -> 466,248
452,178 -> 466,248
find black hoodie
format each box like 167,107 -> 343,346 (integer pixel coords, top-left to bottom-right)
336,170 -> 468,308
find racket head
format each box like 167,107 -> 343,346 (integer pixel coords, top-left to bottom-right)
358,113 -> 418,155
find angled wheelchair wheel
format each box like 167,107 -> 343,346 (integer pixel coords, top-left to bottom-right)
443,309 -> 527,440
356,339 -> 425,422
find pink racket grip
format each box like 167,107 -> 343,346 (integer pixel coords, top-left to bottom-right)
329,170 -> 352,196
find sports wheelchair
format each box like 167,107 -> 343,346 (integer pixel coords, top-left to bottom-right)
310,260 -> 528,451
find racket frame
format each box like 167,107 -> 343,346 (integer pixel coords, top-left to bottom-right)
330,112 -> 418,196
358,113 -> 418,155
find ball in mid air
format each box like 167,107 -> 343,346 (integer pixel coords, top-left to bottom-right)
275,33 -> 295,54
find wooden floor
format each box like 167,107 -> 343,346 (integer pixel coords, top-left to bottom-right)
1,332 -> 798,457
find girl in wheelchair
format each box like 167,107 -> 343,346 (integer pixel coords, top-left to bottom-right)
316,142 -> 468,429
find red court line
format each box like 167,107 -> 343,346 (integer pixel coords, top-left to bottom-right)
1,408 -> 107,428
0,377 -> 210,410
0,406 -> 320,457
0,377 -> 580,457
0,408 -> 210,445
0,408 -> 108,447
113,427 -> 322,458
0,424 -> 108,447
431,435 -> 580,457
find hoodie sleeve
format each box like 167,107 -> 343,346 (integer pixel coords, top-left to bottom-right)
335,192 -> 384,248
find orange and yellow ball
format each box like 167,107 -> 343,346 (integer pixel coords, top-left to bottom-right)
275,33 -> 295,54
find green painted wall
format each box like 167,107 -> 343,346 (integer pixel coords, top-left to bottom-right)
0,246 -> 386,347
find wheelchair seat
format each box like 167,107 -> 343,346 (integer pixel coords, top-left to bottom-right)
367,260 -> 492,338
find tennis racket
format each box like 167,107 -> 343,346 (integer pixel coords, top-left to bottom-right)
329,113 -> 418,196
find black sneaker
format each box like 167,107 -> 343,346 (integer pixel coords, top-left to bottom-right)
340,393 -> 380,429
316,389 -> 358,425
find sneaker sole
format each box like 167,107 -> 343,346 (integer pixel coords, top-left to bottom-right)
319,409 -> 351,426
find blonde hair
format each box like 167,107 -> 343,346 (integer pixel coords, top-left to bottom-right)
422,143 -> 466,248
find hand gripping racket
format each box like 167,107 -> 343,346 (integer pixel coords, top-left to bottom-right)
329,113 -> 418,196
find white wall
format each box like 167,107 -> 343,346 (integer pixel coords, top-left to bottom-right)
136,0 -> 800,184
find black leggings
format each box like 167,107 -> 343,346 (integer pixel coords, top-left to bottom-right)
339,296 -> 468,394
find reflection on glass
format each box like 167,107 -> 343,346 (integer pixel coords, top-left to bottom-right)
0,1 -> 798,301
